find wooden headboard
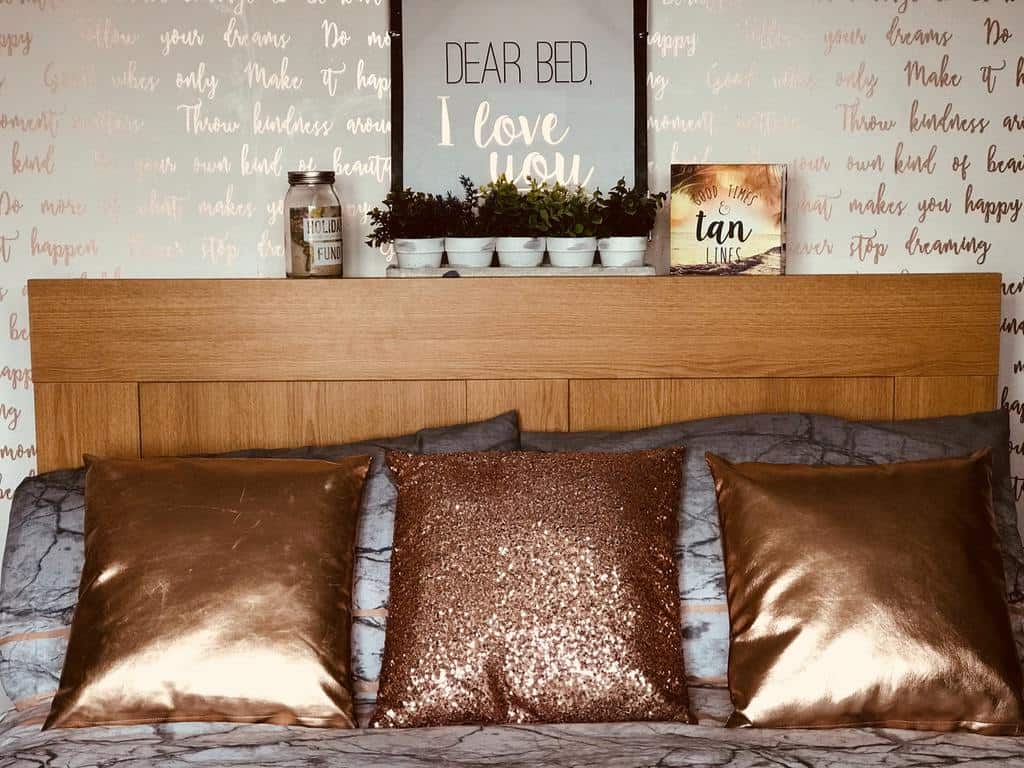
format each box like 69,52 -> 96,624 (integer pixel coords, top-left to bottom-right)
27,275 -> 1002,472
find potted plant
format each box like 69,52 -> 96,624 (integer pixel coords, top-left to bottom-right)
544,183 -> 602,267
366,187 -> 446,268
443,176 -> 494,268
596,179 -> 667,267
479,176 -> 547,267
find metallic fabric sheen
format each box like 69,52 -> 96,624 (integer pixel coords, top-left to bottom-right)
707,450 -> 1024,735
44,456 -> 371,730
372,449 -> 693,728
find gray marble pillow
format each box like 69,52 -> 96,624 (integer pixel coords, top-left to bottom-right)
0,413 -> 520,712
523,411 -> 1024,693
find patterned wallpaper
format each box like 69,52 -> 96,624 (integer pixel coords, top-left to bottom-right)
1,0 -> 1023,552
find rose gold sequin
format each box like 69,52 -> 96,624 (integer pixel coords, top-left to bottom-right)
373,450 -> 693,728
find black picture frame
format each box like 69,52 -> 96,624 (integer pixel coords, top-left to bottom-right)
388,0 -> 649,193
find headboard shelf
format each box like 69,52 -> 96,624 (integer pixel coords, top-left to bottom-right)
28,275 -> 1001,471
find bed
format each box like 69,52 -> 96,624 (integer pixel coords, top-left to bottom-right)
2,273 -> 1017,767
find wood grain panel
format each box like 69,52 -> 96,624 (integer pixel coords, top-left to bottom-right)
139,381 -> 466,456
893,376 -> 997,420
466,380 -> 569,432
28,275 -> 1001,382
35,383 -> 140,471
570,378 -> 894,431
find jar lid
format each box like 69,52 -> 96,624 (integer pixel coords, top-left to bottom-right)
288,170 -> 336,185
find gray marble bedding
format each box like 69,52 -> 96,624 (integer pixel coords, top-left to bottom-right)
4,410 -> 1024,765
4,699 -> 1024,768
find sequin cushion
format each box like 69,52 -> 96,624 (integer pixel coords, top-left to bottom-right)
373,449 -> 693,728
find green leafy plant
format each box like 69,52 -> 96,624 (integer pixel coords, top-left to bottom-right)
443,176 -> 492,238
479,175 -> 546,237
544,182 -> 603,238
366,187 -> 446,246
596,178 -> 667,238
522,178 -> 557,236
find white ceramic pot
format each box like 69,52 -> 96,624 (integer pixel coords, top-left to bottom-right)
445,236 -> 495,268
547,237 -> 597,267
598,236 -> 649,268
394,238 -> 444,269
496,236 -> 545,268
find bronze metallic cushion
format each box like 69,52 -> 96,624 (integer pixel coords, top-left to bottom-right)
44,456 -> 371,729
707,450 -> 1024,734
373,450 -> 693,728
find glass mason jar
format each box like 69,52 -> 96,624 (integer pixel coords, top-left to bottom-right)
284,171 -> 343,278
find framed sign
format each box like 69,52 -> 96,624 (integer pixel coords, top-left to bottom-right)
390,0 -> 648,194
